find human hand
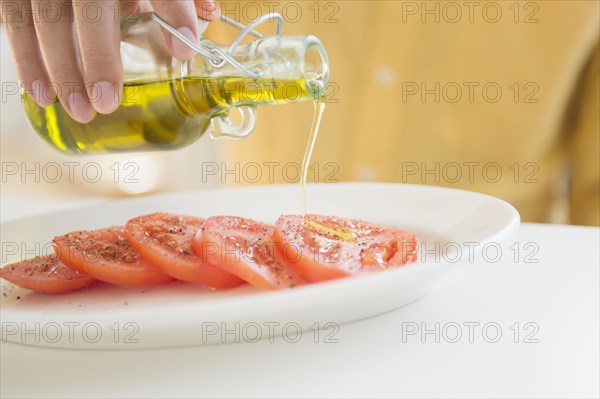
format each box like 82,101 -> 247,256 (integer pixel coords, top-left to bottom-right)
0,0 -> 220,122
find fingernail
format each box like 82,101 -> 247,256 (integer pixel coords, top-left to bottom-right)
91,81 -> 121,114
66,92 -> 96,123
171,26 -> 197,60
31,80 -> 53,108
198,0 -> 221,20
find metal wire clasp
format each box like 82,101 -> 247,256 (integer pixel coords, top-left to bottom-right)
151,12 -> 284,78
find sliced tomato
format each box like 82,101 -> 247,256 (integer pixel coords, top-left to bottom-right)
53,226 -> 175,287
125,213 -> 244,289
273,214 -> 418,282
192,216 -> 306,290
0,255 -> 96,294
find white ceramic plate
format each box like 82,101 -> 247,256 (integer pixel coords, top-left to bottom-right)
0,183 -> 519,349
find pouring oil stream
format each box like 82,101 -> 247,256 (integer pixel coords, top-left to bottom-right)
300,79 -> 326,215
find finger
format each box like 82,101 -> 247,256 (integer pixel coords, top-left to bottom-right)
72,0 -> 122,114
118,0 -> 153,19
1,0 -> 55,107
150,0 -> 198,60
32,0 -> 96,122
195,0 -> 220,21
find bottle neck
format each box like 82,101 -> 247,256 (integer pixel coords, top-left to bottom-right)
174,35 -> 328,116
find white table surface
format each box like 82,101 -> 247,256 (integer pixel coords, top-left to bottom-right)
0,197 -> 598,398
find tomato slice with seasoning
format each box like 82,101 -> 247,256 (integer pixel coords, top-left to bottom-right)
125,213 -> 244,289
53,226 -> 175,287
0,255 -> 96,294
192,216 -> 306,290
273,214 -> 418,282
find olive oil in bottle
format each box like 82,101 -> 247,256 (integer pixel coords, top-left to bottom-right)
24,76 -> 324,155
20,12 -> 329,155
